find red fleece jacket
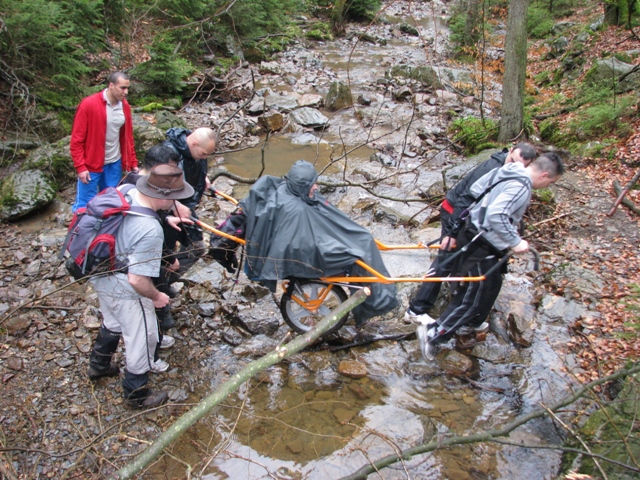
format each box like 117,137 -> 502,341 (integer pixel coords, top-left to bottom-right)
70,91 -> 138,174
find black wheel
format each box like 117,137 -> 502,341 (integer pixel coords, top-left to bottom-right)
280,279 -> 349,334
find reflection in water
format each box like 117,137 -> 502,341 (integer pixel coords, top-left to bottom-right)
220,136 -> 374,178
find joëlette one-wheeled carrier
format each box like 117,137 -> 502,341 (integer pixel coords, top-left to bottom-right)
197,190 -> 518,335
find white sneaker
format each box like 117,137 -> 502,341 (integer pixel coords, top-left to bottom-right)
150,359 -> 169,373
416,323 -> 439,360
159,335 -> 175,349
404,308 -> 420,323
404,309 -> 437,325
457,322 -> 490,336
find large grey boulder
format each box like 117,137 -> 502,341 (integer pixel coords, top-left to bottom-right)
131,114 -> 165,158
0,170 -> 56,220
388,65 -> 443,89
586,57 -> 640,92
22,137 -> 75,188
325,81 -> 353,111
289,107 -> 329,129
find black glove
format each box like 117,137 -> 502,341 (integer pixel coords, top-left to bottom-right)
211,247 -> 238,273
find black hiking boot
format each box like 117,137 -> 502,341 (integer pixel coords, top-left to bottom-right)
88,326 -> 121,379
124,390 -> 169,409
156,305 -> 176,332
87,363 -> 120,380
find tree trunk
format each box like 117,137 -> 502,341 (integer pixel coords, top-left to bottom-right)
498,0 -> 530,143
464,0 -> 481,47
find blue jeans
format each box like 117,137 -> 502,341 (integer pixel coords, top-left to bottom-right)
72,159 -> 122,212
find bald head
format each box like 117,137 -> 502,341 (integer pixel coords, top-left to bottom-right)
187,127 -> 216,160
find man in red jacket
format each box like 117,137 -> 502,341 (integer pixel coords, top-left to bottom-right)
70,72 -> 138,212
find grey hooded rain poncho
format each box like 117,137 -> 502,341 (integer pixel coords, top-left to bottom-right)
240,160 -> 398,326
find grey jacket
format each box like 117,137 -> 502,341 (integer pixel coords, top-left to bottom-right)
468,162 -> 532,251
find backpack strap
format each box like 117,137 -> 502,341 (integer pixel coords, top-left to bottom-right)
118,184 -> 161,221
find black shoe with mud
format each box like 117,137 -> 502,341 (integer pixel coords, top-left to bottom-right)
124,390 -> 169,409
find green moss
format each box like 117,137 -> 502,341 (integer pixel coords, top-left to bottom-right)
139,102 -> 164,113
448,116 -> 499,155
306,21 -> 333,41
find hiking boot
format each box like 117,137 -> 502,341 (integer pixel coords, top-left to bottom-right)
457,322 -> 490,336
149,359 -> 170,373
87,363 -> 120,380
156,306 -> 176,332
125,390 -> 169,409
159,335 -> 175,350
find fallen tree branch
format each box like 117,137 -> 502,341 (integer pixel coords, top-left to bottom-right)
112,288 -> 370,480
339,362 -> 640,480
610,178 -> 640,216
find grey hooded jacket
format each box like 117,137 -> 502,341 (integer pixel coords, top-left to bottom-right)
468,162 -> 532,251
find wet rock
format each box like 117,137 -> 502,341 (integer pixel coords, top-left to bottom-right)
289,108 -> 328,129
259,61 -> 281,75
337,360 -> 367,378
332,407 -> 357,424
301,351 -> 333,372
287,439 -> 304,454
258,112 -> 284,132
507,313 -> 534,347
299,94 -> 324,108
291,133 -> 326,145
437,349 -> 475,375
222,328 -> 244,346
247,98 -> 266,115
399,23 -> 419,36
0,170 -> 56,221
325,81 -> 353,111
232,335 -> 279,357
265,94 -> 299,113
370,152 -> 397,167
357,93 -> 374,106
6,357 -> 23,371
393,86 -> 413,101
234,307 -> 280,336
348,382 -> 375,400
168,389 -> 189,401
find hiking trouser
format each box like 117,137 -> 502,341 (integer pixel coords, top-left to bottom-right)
431,245 -> 503,345
409,248 -> 455,314
93,277 -> 159,375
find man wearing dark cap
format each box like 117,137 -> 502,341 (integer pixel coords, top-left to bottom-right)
86,165 -> 194,409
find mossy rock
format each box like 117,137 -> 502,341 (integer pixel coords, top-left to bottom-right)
325,81 -> 353,111
154,110 -> 188,132
22,137 -> 75,188
561,374 -> 640,479
0,170 -> 57,221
